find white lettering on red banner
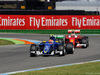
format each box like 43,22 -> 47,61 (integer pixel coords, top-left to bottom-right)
0,15 -> 100,29
0,17 -> 25,27
29,17 -> 68,28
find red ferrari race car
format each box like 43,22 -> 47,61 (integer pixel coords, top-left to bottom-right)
51,30 -> 89,54
65,30 -> 89,50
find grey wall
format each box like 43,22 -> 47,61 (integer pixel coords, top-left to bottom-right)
56,1 -> 100,11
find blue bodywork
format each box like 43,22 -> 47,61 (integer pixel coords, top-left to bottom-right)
39,36 -> 62,55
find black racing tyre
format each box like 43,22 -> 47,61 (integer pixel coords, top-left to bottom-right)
30,44 -> 38,57
87,40 -> 89,47
81,38 -> 89,48
83,36 -> 89,47
58,45 -> 65,56
66,43 -> 74,54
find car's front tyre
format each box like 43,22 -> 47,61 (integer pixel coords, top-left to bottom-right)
65,43 -> 74,54
58,45 -> 65,56
30,44 -> 38,57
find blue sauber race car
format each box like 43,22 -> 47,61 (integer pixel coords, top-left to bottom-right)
30,35 -> 65,57
30,35 -> 74,57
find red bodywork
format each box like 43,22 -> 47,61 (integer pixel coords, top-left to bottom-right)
65,34 -> 84,48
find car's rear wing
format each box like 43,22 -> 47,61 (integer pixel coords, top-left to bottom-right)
55,35 -> 64,39
68,30 -> 80,33
50,34 -> 64,39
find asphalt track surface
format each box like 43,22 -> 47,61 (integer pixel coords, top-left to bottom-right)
0,33 -> 100,73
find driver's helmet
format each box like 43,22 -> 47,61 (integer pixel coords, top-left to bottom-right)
49,39 -> 53,43
72,31 -> 75,34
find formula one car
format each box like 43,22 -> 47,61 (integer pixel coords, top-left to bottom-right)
53,30 -> 89,54
30,35 -> 66,57
65,30 -> 89,48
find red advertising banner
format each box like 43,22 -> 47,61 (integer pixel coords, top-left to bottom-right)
0,15 -> 100,29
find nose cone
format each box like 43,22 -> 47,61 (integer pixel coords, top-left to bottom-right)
43,43 -> 52,54
44,48 -> 49,53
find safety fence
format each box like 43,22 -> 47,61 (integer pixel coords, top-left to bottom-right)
0,30 -> 100,34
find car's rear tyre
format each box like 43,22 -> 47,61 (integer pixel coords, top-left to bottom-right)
84,36 -> 89,47
58,45 -> 65,56
81,38 -> 89,48
66,43 -> 74,54
30,44 -> 38,57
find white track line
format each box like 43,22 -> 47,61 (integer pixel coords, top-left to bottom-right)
1,60 -> 100,75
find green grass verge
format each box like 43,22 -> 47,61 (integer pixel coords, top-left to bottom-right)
0,38 -> 25,44
11,62 -> 100,75
0,39 -> 15,45
0,30 -> 100,34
